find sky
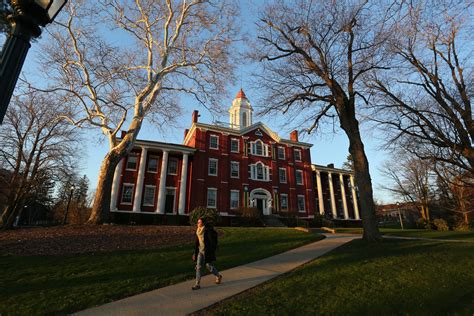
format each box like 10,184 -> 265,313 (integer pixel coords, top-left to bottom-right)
2,0 -> 395,203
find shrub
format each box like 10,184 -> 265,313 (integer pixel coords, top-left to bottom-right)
453,221 -> 471,232
236,207 -> 264,227
189,207 -> 221,226
432,218 -> 449,231
415,218 -> 431,229
309,213 -> 324,228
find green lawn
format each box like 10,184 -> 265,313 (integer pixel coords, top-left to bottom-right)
206,239 -> 474,315
0,227 -> 321,316
335,227 -> 474,240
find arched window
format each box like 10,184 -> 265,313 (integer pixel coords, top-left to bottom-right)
256,163 -> 264,180
255,140 -> 263,156
242,112 -> 247,127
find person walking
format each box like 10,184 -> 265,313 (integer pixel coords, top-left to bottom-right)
192,217 -> 222,290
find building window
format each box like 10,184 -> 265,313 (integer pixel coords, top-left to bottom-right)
207,188 -> 217,208
230,161 -> 239,178
242,112 -> 248,127
121,184 -> 134,204
251,140 -> 269,157
279,168 -> 287,183
209,135 -> 219,149
296,170 -> 304,185
126,155 -> 138,170
143,186 -> 156,206
297,195 -> 306,212
278,146 -> 285,160
250,162 -> 270,181
168,158 -> 178,175
294,149 -> 302,161
147,156 -> 159,173
230,190 -> 239,209
231,139 -> 239,153
208,158 -> 218,176
281,194 -> 288,210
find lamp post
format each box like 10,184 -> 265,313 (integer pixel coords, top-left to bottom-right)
0,0 -> 67,124
62,184 -> 75,225
396,202 -> 404,230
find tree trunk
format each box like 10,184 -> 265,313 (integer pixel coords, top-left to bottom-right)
340,105 -> 381,242
87,151 -> 122,224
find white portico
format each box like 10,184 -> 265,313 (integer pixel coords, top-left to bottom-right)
110,140 -> 195,214
311,164 -> 360,220
250,188 -> 272,215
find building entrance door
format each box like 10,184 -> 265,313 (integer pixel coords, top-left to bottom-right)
256,199 -> 264,214
165,188 -> 175,214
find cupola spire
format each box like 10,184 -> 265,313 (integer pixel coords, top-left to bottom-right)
229,88 -> 253,129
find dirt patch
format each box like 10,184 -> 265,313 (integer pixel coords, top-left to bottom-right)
0,225 -> 196,256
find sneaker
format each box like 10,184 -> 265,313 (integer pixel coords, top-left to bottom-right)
192,284 -> 201,290
215,274 -> 222,284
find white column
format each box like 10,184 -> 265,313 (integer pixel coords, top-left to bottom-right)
178,153 -> 189,215
316,170 -> 325,215
156,150 -> 169,214
133,147 -> 148,212
350,175 -> 360,220
339,173 -> 349,219
110,158 -> 124,211
328,172 -> 337,218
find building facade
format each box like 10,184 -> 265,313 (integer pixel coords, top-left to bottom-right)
110,90 -> 360,221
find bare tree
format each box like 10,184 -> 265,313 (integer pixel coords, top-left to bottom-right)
35,0 -> 238,223
0,89 -> 79,229
371,0 -> 473,173
380,153 -> 435,221
253,0 -> 397,241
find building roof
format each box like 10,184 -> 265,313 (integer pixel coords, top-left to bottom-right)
118,138 -> 196,154
235,88 -> 247,99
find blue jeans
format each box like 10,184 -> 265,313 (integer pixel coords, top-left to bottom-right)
195,251 -> 219,285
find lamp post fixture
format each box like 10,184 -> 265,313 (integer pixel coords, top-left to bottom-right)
62,184 -> 75,225
396,202 -> 404,230
0,0 -> 67,124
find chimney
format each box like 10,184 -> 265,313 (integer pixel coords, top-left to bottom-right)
120,130 -> 126,138
290,130 -> 299,142
327,163 -> 334,168
192,110 -> 199,123
184,128 -> 189,139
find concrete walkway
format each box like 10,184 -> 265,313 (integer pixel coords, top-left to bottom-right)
75,234 -> 358,316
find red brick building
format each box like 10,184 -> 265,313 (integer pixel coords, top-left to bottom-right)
110,89 -> 360,221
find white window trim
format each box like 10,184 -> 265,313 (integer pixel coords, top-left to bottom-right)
143,185 -> 156,206
278,146 -> 286,160
294,149 -> 302,162
297,195 -> 306,212
280,193 -> 288,210
230,190 -> 239,209
250,140 -> 270,157
230,138 -> 240,153
279,168 -> 287,183
167,158 -> 178,175
296,170 -> 304,185
207,188 -> 218,209
250,161 -> 270,181
147,156 -> 159,173
125,155 -> 138,171
230,161 -> 239,178
209,135 -> 219,150
121,183 -> 134,205
208,158 -> 218,176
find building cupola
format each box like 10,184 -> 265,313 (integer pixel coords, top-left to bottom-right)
229,88 -> 253,129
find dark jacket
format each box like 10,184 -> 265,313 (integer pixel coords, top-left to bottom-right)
194,226 -> 218,263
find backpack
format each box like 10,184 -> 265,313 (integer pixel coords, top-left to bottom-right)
208,228 -> 218,250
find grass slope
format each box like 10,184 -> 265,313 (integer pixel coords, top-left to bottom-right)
336,228 -> 474,241
208,239 -> 474,316
0,227 -> 321,316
